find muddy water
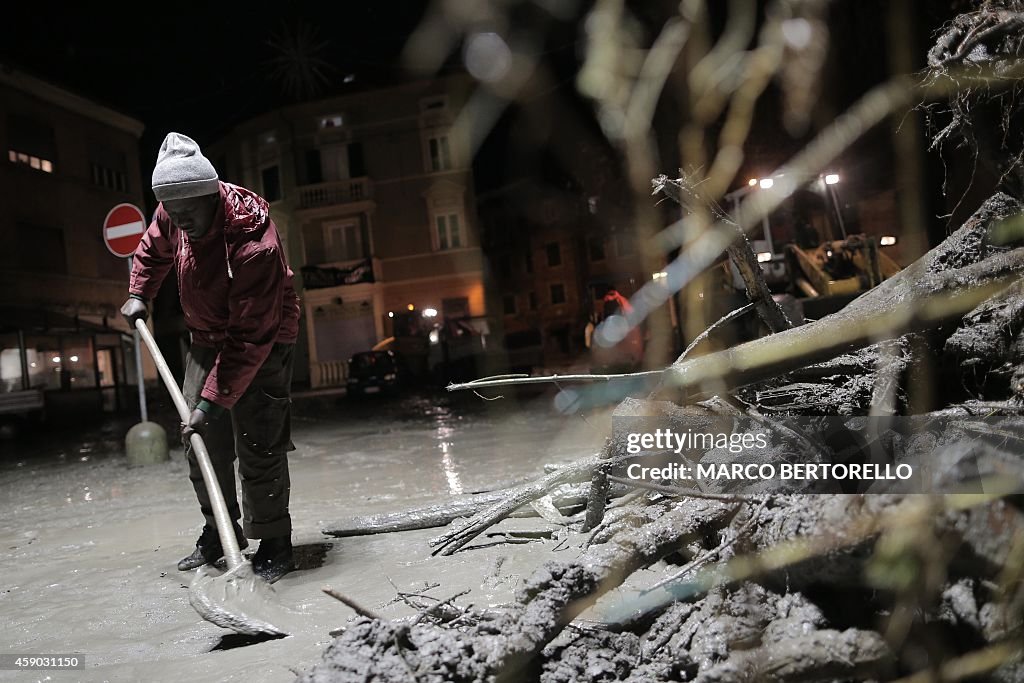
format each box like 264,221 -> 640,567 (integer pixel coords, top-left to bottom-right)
0,390 -> 609,682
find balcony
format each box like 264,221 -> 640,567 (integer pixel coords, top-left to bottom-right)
298,177 -> 372,209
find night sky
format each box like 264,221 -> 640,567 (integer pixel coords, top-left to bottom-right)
3,2 -> 962,207
3,3 -> 429,173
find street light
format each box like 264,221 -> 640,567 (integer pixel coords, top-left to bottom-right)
423,308 -> 438,318
822,173 -> 846,238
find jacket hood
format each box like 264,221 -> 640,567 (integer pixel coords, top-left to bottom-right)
221,181 -> 270,235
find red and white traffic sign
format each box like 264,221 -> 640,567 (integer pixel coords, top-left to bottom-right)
103,203 -> 147,258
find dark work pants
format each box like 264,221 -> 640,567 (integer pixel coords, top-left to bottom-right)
182,343 -> 295,539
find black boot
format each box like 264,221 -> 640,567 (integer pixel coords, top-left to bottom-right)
252,536 -> 293,583
177,523 -> 248,571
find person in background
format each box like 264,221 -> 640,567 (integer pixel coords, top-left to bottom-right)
591,289 -> 644,372
584,311 -> 597,350
121,132 -> 301,583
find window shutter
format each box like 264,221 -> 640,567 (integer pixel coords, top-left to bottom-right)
348,142 -> 366,177
305,149 -> 323,184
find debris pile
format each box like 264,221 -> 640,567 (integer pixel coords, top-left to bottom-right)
297,7 -> 1024,680
297,196 -> 1024,683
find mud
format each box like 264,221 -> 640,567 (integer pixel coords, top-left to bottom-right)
298,486 -> 1024,682
0,390 -> 607,682
945,277 -> 1024,394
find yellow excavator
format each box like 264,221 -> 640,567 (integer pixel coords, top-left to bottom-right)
787,233 -> 901,298
723,173 -> 902,317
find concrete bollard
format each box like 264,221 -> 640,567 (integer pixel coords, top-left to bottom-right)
125,421 -> 169,465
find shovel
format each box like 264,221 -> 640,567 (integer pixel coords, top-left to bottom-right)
135,318 -> 293,636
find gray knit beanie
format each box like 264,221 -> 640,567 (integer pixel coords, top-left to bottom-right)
151,132 -> 219,201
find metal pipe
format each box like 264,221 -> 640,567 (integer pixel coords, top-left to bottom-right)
129,258 -> 148,422
134,319 -> 243,570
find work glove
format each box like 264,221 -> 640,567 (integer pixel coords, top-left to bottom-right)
121,295 -> 149,326
182,400 -> 224,443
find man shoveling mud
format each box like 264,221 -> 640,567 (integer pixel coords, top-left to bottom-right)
121,132 -> 301,583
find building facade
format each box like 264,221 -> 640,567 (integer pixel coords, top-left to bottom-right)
0,65 -> 147,416
478,180 -> 656,371
209,74 -> 486,387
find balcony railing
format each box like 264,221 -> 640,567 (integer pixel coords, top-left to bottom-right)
311,360 -> 347,388
298,177 -> 372,209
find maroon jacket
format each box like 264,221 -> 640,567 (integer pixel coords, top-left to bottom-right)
129,182 -> 300,410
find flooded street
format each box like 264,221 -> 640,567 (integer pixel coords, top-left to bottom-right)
0,390 -> 610,682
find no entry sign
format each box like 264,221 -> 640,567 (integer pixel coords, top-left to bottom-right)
103,203 -> 147,258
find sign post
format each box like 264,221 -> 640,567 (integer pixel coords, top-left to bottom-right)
128,257 -> 147,422
103,203 -> 148,421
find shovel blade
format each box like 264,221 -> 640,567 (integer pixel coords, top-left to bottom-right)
189,563 -> 294,636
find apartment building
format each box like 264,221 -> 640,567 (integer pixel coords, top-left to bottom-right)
209,74 -> 486,387
478,179 -> 653,370
0,65 -> 146,415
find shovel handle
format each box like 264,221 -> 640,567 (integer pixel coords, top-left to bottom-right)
134,319 -> 244,570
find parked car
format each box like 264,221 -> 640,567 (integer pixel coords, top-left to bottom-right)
346,350 -> 402,396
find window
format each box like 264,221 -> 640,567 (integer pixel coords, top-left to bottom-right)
615,232 -> 636,257
435,213 -> 462,250
324,220 -> 366,262
588,237 -> 605,262
320,144 -> 349,182
319,114 -> 344,128
305,149 -> 323,184
261,165 -> 282,202
10,149 -> 54,173
317,142 -> 365,183
550,283 -> 566,305
23,335 -> 63,391
8,115 -> 56,174
348,142 -> 366,177
503,294 -> 517,316
549,325 -> 570,354
90,162 -> 127,192
428,135 -> 453,171
529,292 -> 538,310
546,242 -> 561,267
